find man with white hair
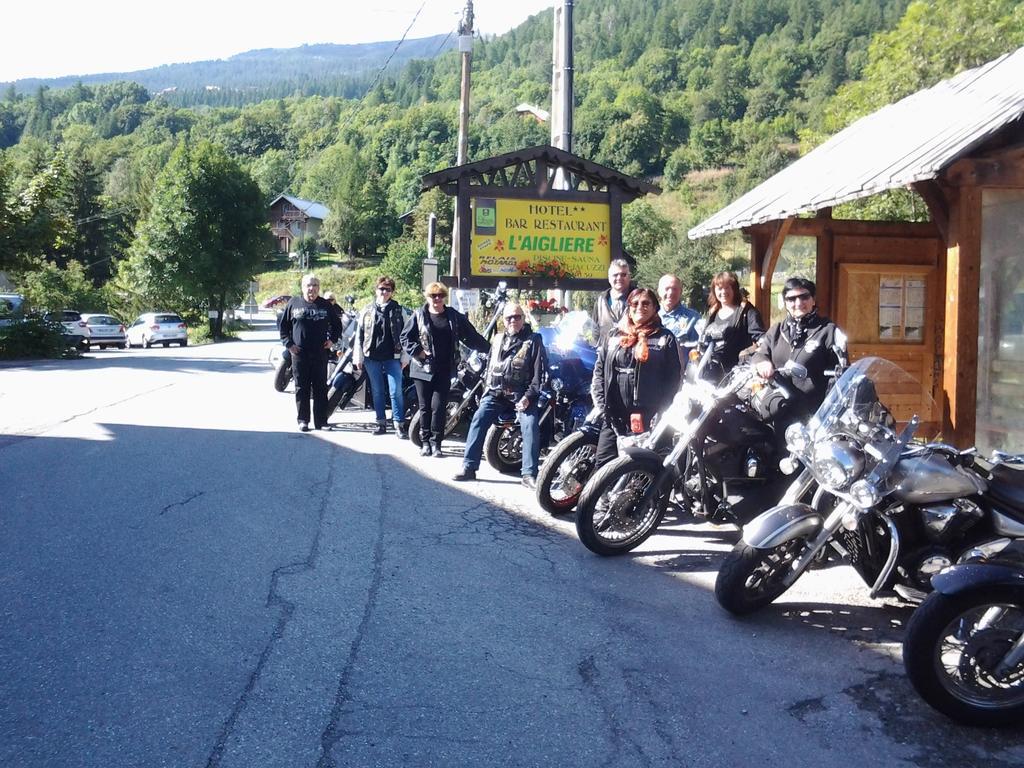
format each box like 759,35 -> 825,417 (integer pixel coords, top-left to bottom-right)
279,274 -> 344,431
453,302 -> 548,488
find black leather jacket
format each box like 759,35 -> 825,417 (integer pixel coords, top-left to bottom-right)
400,304 -> 489,379
592,326 -> 680,429
484,324 -> 548,404
751,313 -> 845,414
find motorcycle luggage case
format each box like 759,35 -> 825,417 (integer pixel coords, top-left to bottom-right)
988,464 -> 1024,515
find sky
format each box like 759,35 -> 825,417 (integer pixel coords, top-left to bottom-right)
2,0 -> 557,82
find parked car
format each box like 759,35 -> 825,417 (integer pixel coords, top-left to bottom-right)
0,293 -> 28,327
82,313 -> 127,349
43,310 -> 91,351
126,313 -> 188,348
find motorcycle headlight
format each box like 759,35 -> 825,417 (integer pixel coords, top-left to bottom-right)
550,376 -> 564,392
785,423 -> 811,455
849,479 -> 880,509
468,354 -> 485,374
812,440 -> 865,491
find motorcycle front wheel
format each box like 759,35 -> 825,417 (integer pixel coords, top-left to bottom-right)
484,423 -> 522,475
903,586 -> 1024,727
714,538 -> 810,616
536,430 -> 598,516
575,454 -> 665,556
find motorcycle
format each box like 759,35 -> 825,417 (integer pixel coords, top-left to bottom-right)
714,356 -> 1024,616
407,284 -> 509,448
573,352 -> 806,556
484,311 -> 597,476
535,406 -> 603,515
903,534 -> 1024,727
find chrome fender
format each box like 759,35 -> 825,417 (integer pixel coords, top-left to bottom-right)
741,503 -> 823,549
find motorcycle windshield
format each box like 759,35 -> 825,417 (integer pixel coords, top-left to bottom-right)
809,356 -> 938,443
542,311 -> 598,366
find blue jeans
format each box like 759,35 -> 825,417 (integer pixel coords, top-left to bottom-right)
363,358 -> 404,425
462,393 -> 540,478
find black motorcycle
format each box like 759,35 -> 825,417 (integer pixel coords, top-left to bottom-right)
535,407 -> 602,516
903,482 -> 1024,727
573,357 -> 805,556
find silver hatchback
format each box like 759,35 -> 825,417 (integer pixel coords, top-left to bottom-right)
126,312 -> 188,348
82,313 -> 127,349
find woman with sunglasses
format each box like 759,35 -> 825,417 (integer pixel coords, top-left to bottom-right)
698,270 -> 765,380
401,282 -> 489,456
353,276 -> 409,437
592,287 -> 681,469
751,277 -> 845,419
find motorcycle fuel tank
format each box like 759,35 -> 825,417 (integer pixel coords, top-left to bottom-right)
891,454 -> 987,504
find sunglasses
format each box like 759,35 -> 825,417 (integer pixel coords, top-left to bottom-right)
504,314 -> 523,321
378,286 -> 394,292
629,300 -> 654,308
428,293 -> 446,299
784,292 -> 812,303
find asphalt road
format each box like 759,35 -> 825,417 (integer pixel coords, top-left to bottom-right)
1,314 -> 1022,768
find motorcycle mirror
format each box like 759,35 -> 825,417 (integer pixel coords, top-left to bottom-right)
345,294 -> 356,306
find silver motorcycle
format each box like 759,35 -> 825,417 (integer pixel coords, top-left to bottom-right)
715,356 -> 1024,615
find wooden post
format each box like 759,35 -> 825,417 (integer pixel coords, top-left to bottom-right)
943,186 -> 982,446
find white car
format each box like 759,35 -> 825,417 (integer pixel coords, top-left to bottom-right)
126,312 -> 188,348
82,313 -> 127,349
42,310 -> 91,350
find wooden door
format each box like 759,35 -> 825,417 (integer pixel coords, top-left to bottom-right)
834,261 -> 943,434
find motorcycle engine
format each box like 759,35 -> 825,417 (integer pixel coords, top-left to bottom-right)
918,498 -> 985,543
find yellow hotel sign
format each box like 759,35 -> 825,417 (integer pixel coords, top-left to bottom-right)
470,197 -> 611,280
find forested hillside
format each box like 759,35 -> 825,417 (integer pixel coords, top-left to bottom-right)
2,0 -> 1022,336
3,36 -> 457,108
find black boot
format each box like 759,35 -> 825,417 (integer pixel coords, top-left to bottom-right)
431,431 -> 444,457
419,435 -> 432,456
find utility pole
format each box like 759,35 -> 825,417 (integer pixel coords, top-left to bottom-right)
451,0 -> 474,277
550,0 -> 574,155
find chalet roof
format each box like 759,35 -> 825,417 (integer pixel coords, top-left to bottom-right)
421,145 -> 660,199
269,193 -> 329,221
689,46 -> 1024,239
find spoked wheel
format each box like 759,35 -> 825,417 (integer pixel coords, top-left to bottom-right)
904,586 -> 1024,726
325,377 -> 358,418
536,430 -> 598,516
714,538 -> 810,616
574,455 -> 666,556
484,423 -> 522,475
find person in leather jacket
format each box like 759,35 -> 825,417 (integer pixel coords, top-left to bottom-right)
453,303 -> 549,487
353,276 -> 410,438
279,273 -> 345,431
592,287 -> 681,469
400,282 -> 489,456
752,277 -> 846,420
698,271 -> 765,381
591,259 -> 637,341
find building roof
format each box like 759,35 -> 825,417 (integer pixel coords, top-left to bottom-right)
689,46 -> 1024,239
269,193 -> 329,221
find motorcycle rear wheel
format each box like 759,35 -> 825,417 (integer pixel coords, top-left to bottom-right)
484,423 -> 522,475
536,430 -> 598,516
274,362 -> 291,393
714,538 -> 809,616
903,586 -> 1024,727
575,454 -> 665,556
325,375 -> 361,417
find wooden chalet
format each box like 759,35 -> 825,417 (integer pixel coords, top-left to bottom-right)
689,47 -> 1024,451
268,194 -> 329,253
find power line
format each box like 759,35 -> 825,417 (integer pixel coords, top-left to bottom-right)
338,0 -> 434,133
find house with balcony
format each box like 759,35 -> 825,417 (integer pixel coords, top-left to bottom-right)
268,194 -> 329,253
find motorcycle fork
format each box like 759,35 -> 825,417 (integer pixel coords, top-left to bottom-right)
785,500 -> 854,588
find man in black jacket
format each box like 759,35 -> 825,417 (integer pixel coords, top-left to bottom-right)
453,303 -> 549,488
591,259 -> 637,340
279,274 -> 344,432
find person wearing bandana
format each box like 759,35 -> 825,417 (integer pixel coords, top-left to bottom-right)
453,303 -> 549,488
752,277 -> 846,420
592,287 -> 681,470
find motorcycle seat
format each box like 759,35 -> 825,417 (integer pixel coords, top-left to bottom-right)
988,464 -> 1024,515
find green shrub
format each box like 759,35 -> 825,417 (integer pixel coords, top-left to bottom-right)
0,317 -> 68,359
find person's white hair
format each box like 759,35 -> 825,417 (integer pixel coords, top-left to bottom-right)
301,273 -> 320,287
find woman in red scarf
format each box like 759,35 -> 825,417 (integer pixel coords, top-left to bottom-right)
591,287 -> 682,469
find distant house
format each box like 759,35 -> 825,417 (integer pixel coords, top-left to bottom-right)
268,194 -> 329,252
515,103 -> 550,123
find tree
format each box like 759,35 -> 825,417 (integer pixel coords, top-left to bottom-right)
129,139 -> 267,337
